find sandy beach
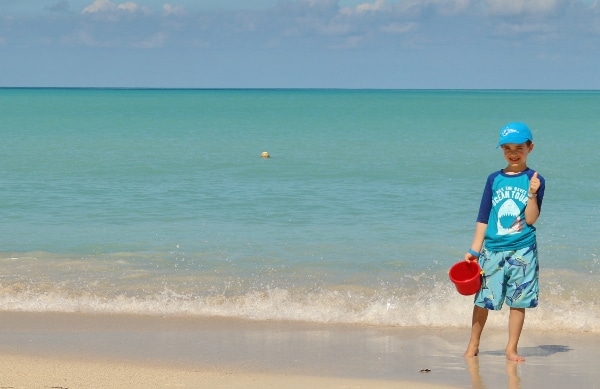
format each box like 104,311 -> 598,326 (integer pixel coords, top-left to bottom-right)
0,311 -> 599,388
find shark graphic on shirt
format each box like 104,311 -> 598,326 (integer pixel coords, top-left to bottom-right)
496,199 -> 524,236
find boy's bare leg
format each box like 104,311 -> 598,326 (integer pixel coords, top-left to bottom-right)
465,305 -> 488,357
506,307 -> 526,361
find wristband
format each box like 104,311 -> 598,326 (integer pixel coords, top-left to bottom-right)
528,192 -> 537,198
468,249 -> 480,258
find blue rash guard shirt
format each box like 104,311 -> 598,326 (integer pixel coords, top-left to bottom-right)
476,168 -> 546,251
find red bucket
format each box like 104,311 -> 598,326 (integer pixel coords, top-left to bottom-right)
449,261 -> 482,296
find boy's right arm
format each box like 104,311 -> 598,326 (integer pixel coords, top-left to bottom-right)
464,222 -> 487,262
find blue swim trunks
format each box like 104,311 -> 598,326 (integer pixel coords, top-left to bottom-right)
474,244 -> 539,310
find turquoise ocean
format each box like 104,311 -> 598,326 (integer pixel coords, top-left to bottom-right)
1,89 -> 598,331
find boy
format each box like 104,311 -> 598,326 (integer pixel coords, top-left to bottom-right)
463,122 -> 545,362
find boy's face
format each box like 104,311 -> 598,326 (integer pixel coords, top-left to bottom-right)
501,142 -> 533,168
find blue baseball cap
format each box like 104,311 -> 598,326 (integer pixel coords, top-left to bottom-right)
497,122 -> 533,147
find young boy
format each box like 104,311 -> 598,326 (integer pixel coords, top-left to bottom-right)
464,122 -> 545,362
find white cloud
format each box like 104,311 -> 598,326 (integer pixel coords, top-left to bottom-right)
485,0 -> 561,16
340,0 -> 471,18
163,3 -> 184,16
340,0 -> 385,15
117,2 -> 139,12
82,0 -> 116,14
356,0 -> 385,13
82,0 -> 147,14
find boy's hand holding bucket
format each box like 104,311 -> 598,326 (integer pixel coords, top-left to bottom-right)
449,260 -> 483,296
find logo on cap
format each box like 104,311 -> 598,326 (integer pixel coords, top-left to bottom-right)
501,128 -> 520,137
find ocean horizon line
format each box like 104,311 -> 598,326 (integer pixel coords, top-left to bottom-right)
2,86 -> 600,93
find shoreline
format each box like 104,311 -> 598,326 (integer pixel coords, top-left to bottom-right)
0,354 -> 454,389
1,311 -> 599,388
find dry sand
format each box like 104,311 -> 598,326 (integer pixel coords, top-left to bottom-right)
0,311 -> 598,388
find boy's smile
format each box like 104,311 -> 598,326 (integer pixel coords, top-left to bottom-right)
501,142 -> 534,172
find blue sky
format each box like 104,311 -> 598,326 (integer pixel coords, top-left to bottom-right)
1,0 -> 599,88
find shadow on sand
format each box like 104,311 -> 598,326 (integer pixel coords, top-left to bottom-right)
479,344 -> 572,357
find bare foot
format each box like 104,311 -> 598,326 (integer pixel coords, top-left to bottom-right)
464,345 -> 479,357
506,351 -> 525,362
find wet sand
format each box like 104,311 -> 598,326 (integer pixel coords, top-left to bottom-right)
0,311 -> 598,388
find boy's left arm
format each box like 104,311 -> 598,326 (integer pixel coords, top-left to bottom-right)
525,171 -> 541,225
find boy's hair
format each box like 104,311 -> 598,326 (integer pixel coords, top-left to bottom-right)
501,140 -> 532,149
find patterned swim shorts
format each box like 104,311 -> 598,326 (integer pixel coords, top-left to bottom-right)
474,244 -> 539,310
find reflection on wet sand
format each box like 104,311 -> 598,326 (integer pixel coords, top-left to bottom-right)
465,344 -> 572,388
465,357 -> 521,389
506,360 -> 521,389
465,357 -> 485,389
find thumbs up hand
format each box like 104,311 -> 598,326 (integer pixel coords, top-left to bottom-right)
529,171 -> 540,194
